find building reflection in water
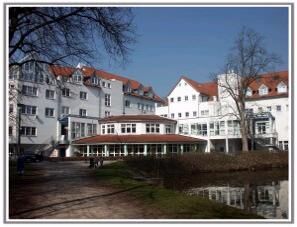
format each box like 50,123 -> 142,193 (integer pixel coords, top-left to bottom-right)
185,180 -> 288,219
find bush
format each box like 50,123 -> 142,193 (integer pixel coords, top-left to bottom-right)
125,151 -> 288,176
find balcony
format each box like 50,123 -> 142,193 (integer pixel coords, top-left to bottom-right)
254,131 -> 278,139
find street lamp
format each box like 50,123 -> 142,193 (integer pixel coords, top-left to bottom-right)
17,103 -> 23,156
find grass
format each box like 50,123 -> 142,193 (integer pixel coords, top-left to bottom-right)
95,161 -> 263,219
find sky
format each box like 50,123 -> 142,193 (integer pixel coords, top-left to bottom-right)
93,7 -> 288,98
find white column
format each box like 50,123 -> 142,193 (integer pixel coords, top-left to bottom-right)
225,137 -> 229,154
124,144 -> 128,156
144,144 -> 147,156
87,145 -> 90,157
104,145 -> 109,157
227,186 -> 231,206
163,144 -> 167,155
180,144 -> 184,154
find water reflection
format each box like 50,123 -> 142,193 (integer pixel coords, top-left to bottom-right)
163,169 -> 288,219
185,180 -> 288,219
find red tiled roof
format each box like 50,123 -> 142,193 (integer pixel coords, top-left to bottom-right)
50,65 -> 75,77
49,65 -> 163,103
73,134 -> 204,144
246,71 -> 288,100
182,76 -> 218,97
124,92 -> 165,103
99,114 -> 176,123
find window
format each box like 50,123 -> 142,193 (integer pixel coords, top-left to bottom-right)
9,126 -> 13,136
21,62 -> 35,81
21,105 -> 37,115
259,85 -> 268,96
258,107 -> 263,112
178,113 -> 182,118
146,124 -> 160,133
22,85 -> 38,96
246,87 -> 252,97
177,97 -> 181,102
79,109 -> 87,117
87,124 -> 97,136
255,120 -> 270,135
73,73 -> 82,83
80,91 -> 87,100
107,83 -> 111,88
101,81 -> 106,87
23,61 -> 34,73
105,94 -> 111,106
62,88 -> 70,97
92,76 -> 99,85
121,124 -> 136,133
192,95 -> 196,100
101,125 -> 106,134
46,89 -> 55,99
277,82 -> 287,93
279,141 -> 283,150
276,105 -> 282,112
165,125 -> 172,134
286,104 -> 289,111
71,122 -> 85,139
105,111 -> 110,117
185,112 -> 189,117
201,110 -> 209,116
20,126 -> 36,136
125,100 -> 131,108
170,98 -> 174,102
45,108 -> 54,117
193,111 -> 197,117
61,106 -> 70,115
178,124 -> 189,134
267,106 -> 272,112
107,124 -> 115,134
171,113 -> 175,118
227,120 -> 240,135
185,96 -> 188,101
9,104 -> 13,113
137,103 -> 141,110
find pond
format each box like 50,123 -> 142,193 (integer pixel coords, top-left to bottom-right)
162,169 -> 288,219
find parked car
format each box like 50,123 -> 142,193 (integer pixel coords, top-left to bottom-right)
24,153 -> 43,162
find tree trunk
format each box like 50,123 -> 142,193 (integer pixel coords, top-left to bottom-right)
241,131 -> 249,152
240,111 -> 249,152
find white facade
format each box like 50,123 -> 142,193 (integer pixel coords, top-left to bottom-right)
156,72 -> 289,153
9,58 -> 163,157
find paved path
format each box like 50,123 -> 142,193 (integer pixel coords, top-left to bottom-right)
9,161 -> 165,219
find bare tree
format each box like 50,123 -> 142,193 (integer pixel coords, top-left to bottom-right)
9,7 -> 136,68
218,27 -> 280,152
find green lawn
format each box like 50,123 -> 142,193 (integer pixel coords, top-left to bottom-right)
95,161 -> 264,219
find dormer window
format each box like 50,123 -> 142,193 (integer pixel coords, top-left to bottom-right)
259,84 -> 268,96
277,81 -> 287,93
92,76 -> 99,85
73,72 -> 82,83
246,87 -> 252,97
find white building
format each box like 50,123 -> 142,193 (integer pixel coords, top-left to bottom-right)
9,55 -> 164,157
156,71 -> 289,153
72,115 -> 205,157
9,53 -> 289,157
